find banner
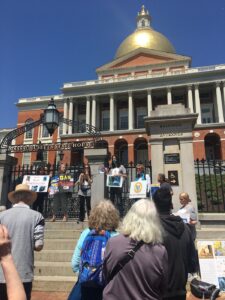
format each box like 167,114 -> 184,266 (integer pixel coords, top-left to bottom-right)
197,240 -> 225,291
106,175 -> 123,188
23,175 -> 50,193
129,180 -> 147,199
58,174 -> 74,193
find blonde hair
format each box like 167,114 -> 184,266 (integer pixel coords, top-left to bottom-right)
88,200 -> 119,231
179,192 -> 190,202
122,199 -> 163,244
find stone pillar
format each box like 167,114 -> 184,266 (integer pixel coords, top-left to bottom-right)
147,90 -> 153,116
110,94 -> 114,131
0,154 -> 18,208
167,87 -> 172,105
68,98 -> 73,134
91,96 -> 96,127
128,92 -> 133,130
86,97 -> 91,125
63,99 -> 68,134
187,85 -> 194,113
194,84 -> 202,124
145,104 -> 198,212
215,82 -> 224,123
84,148 -> 108,207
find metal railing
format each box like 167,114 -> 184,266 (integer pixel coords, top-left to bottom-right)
195,159 -> 225,213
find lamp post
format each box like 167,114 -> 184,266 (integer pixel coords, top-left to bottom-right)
43,98 -> 60,136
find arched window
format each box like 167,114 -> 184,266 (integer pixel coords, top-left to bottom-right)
134,138 -> 148,164
25,119 -> 34,139
114,139 -> 128,165
204,133 -> 221,160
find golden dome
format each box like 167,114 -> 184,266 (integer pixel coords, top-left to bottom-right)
115,6 -> 175,59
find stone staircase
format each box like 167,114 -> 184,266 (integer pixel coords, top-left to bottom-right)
33,218 -> 225,292
33,221 -> 84,292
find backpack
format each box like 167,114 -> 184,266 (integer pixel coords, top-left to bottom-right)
79,229 -> 111,287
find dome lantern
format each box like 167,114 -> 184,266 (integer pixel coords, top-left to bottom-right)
137,5 -> 151,29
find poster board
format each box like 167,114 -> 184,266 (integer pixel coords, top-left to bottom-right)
150,183 -> 160,197
197,240 -> 225,291
129,180 -> 147,199
23,175 -> 50,193
49,176 -> 59,196
58,174 -> 74,193
106,175 -> 123,188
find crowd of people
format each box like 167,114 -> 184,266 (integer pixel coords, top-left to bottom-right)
0,155 -> 205,300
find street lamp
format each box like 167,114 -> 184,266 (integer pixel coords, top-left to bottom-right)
43,98 -> 60,136
58,150 -> 64,161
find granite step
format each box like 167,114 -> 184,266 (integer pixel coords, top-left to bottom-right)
197,228 -> 225,240
33,276 -> 76,292
35,250 -> 74,262
34,261 -> 74,277
44,229 -> 82,239
43,239 -> 76,250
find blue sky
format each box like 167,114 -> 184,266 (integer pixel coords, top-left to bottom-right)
0,0 -> 225,129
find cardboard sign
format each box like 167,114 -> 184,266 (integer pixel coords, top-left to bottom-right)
49,176 -> 59,195
23,175 -> 50,193
106,175 -> 123,188
129,180 -> 147,199
58,174 -> 74,193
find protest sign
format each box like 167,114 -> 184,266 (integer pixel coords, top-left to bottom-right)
49,175 -> 59,195
23,175 -> 50,193
129,180 -> 147,199
58,173 -> 74,193
106,175 -> 123,188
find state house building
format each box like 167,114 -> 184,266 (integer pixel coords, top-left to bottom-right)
16,6 -> 225,166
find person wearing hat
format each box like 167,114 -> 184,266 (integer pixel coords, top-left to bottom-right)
0,184 -> 45,300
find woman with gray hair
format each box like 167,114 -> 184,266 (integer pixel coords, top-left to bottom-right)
103,199 -> 168,300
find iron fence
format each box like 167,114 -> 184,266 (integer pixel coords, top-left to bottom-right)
195,159 -> 225,213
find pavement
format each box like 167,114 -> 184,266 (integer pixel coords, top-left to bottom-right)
31,291 -> 225,300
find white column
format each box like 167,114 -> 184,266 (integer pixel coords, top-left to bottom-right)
167,87 -> 172,105
147,90 -> 152,116
128,91 -> 133,130
187,85 -> 194,113
110,94 -> 114,131
215,82 -> 224,123
63,99 -> 68,134
91,96 -> 96,127
194,84 -> 201,124
68,98 -> 73,134
223,81 -> 225,117
86,97 -> 91,125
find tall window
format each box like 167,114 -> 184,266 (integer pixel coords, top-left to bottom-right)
119,109 -> 128,130
201,103 -> 214,124
25,119 -> 34,139
101,110 -> 109,131
136,107 -> 147,129
23,153 -> 31,166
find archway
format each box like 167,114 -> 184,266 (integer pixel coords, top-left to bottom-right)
134,138 -> 148,164
114,139 -> 128,165
204,133 -> 221,160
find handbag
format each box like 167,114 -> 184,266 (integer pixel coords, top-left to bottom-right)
67,280 -> 81,300
190,278 -> 220,299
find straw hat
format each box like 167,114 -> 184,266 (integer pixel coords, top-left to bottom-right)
8,184 -> 37,205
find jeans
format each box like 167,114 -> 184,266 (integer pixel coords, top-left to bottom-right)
0,282 -> 32,300
79,195 -> 91,221
110,187 -> 124,217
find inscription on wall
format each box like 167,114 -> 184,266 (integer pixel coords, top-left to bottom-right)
159,124 -> 184,137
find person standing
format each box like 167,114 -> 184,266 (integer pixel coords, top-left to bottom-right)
131,163 -> 151,202
77,164 -> 93,223
103,199 -> 168,300
32,166 -> 48,214
176,192 -> 197,241
0,184 -> 45,300
109,156 -> 126,217
51,163 -> 73,222
157,173 -> 173,210
153,189 -> 198,300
